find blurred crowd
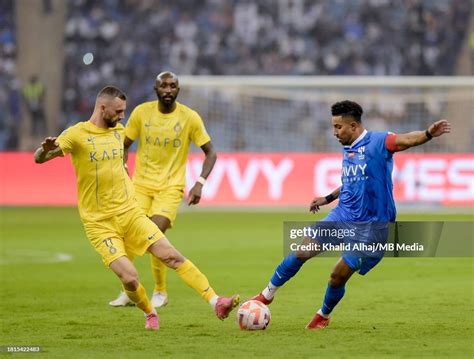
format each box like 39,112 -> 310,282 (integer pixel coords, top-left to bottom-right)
61,0 -> 470,113
180,87 -> 459,153
0,0 -> 471,150
0,0 -> 19,149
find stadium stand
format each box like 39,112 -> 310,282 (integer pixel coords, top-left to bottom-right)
0,0 -> 472,151
0,0 -> 19,150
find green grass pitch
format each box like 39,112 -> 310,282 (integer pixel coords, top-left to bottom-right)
0,208 -> 472,358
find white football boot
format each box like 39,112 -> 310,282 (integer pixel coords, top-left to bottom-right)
151,291 -> 169,308
109,291 -> 134,307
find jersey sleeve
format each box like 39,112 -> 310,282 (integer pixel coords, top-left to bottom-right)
385,132 -> 405,153
56,127 -> 76,155
124,106 -> 141,141
190,111 -> 211,147
372,131 -> 393,159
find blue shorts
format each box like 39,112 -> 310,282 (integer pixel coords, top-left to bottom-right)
341,256 -> 383,275
312,209 -> 388,275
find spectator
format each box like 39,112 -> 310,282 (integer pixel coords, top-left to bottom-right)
22,75 -> 46,136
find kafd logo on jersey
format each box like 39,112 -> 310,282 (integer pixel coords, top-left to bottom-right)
358,146 -> 365,160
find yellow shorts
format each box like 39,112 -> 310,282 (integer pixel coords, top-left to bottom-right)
83,206 -> 164,267
134,184 -> 184,227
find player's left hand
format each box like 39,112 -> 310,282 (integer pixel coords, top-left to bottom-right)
187,183 -> 203,205
428,119 -> 451,137
310,197 -> 327,213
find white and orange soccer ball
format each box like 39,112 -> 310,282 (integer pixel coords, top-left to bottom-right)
236,300 -> 271,330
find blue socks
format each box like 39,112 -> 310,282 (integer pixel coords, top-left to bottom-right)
270,254 -> 305,287
321,284 -> 345,316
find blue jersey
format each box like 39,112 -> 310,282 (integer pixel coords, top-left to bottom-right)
332,130 -> 396,222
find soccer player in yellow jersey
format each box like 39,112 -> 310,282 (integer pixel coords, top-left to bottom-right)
34,86 -> 239,330
109,71 -> 217,308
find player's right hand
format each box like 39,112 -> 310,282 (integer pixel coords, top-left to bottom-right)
309,197 -> 327,213
41,137 -> 58,151
428,119 -> 451,138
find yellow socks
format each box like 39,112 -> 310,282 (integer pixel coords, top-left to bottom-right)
124,282 -> 153,314
175,259 -> 217,303
150,255 -> 167,293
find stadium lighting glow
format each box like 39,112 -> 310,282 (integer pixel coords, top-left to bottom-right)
82,52 -> 94,65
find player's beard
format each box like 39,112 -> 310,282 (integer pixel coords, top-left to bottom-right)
336,136 -> 348,146
158,94 -> 175,108
336,133 -> 354,146
104,114 -> 119,128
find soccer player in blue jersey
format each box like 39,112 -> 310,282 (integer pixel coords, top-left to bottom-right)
252,100 -> 451,329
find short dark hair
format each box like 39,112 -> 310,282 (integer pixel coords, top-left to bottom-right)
97,86 -> 127,101
331,100 -> 363,122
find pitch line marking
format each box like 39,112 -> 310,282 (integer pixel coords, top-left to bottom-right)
0,250 -> 73,265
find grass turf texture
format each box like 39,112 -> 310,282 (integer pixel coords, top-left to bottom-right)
0,208 -> 472,358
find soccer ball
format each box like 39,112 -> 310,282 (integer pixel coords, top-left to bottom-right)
236,300 -> 271,330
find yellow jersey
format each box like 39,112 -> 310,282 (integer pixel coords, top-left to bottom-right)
125,101 -> 210,190
57,121 -> 136,222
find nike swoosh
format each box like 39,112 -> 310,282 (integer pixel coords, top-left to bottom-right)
147,232 -> 158,240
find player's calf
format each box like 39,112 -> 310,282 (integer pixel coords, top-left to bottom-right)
148,238 -> 185,269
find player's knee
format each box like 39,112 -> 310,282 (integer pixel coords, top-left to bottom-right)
120,270 -> 139,290
295,250 -> 311,262
328,272 -> 346,287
